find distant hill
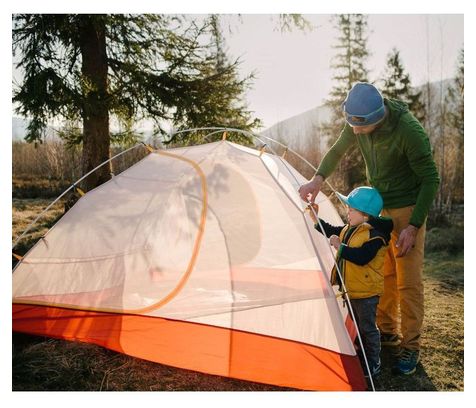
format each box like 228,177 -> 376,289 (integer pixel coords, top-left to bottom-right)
260,105 -> 332,154
12,117 -> 59,142
12,117 -> 29,141
13,79 -> 454,145
12,116 -> 157,144
260,78 -> 455,155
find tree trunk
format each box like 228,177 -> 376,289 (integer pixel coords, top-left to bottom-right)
79,16 -> 110,192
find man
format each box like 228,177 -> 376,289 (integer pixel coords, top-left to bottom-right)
299,82 -> 440,375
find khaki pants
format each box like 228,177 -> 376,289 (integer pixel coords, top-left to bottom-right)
376,206 -> 426,351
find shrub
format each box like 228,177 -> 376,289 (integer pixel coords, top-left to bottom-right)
425,225 -> 464,254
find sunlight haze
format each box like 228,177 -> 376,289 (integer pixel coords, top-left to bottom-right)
223,14 -> 464,128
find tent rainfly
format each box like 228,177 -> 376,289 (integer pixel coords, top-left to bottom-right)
12,138 -> 367,391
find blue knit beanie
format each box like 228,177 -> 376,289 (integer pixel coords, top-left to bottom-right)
342,82 -> 385,126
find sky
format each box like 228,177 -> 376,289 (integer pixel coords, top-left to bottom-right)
221,14 -> 464,129
9,13 -> 464,131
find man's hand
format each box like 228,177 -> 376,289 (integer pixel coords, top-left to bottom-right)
329,235 -> 341,250
396,225 -> 419,257
299,175 -> 324,203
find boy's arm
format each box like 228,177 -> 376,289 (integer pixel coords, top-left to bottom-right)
339,237 -> 386,266
314,219 -> 344,238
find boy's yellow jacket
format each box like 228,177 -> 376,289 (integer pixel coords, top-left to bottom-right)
330,222 -> 388,299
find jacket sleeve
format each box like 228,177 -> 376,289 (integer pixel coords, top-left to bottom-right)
339,238 -> 386,266
315,125 -> 356,178
403,120 -> 440,227
314,219 -> 344,238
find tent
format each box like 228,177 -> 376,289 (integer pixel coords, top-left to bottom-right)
12,136 -> 367,391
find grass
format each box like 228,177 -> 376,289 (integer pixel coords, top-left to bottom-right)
11,198 -> 464,391
12,334 -> 289,391
13,176 -> 71,199
373,251 -> 464,391
12,198 -> 65,268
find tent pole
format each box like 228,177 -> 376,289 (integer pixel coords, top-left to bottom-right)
313,212 -> 376,391
195,127 -> 374,389
170,126 -> 339,194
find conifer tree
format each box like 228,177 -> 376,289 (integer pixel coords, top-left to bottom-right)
167,14 -> 260,146
446,48 -> 464,148
380,48 -> 425,123
321,14 -> 370,193
12,14 -> 260,191
443,48 -> 464,208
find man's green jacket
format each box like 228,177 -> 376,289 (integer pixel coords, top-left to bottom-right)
316,99 -> 440,228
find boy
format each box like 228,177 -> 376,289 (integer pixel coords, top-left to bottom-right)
308,186 -> 393,378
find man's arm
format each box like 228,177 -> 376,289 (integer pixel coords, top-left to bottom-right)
298,126 -> 355,202
315,126 -> 356,180
397,120 -> 440,257
404,121 -> 440,228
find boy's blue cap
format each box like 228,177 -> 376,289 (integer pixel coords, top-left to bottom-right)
342,82 -> 385,127
336,186 -> 383,218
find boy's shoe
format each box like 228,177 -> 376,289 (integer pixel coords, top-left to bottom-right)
364,360 -> 381,379
380,332 -> 401,346
393,348 -> 420,375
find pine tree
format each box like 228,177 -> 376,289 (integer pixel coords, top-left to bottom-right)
167,14 -> 261,146
12,14 -> 260,191
327,14 -> 369,111
321,14 -> 370,194
380,48 -> 425,123
447,49 -> 464,148
444,48 -> 464,207
427,48 -> 464,225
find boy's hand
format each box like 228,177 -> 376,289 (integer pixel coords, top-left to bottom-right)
329,235 -> 341,250
306,203 -> 319,223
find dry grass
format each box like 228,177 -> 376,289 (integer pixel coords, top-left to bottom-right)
373,253 -> 464,391
12,198 -> 464,391
12,198 -> 65,266
12,334 -> 290,391
13,177 -> 71,199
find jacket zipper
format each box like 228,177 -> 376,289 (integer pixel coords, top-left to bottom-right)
371,133 -> 377,176
340,225 -> 360,293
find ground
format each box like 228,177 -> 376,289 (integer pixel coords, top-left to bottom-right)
11,198 -> 464,391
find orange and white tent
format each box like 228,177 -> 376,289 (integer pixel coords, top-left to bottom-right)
12,138 -> 366,391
